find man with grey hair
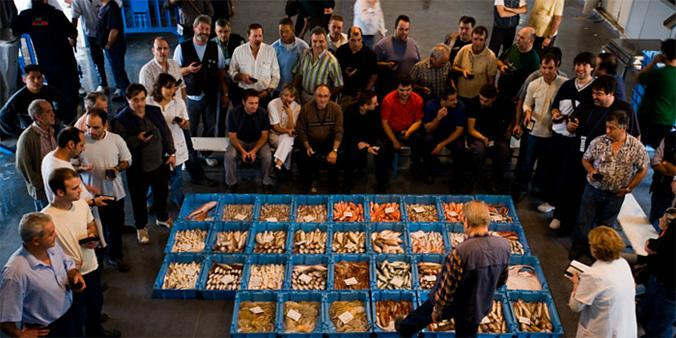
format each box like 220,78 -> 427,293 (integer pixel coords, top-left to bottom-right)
397,200 -> 510,336
0,212 -> 85,337
409,43 -> 452,99
74,92 -> 109,131
16,99 -> 57,211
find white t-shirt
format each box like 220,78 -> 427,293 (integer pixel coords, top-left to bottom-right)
41,150 -> 93,203
147,98 -> 190,165
79,131 -> 132,200
573,259 -> 637,338
228,42 -> 281,92
42,200 -> 98,275
267,98 -> 301,132
522,75 -> 567,138
494,0 -> 527,6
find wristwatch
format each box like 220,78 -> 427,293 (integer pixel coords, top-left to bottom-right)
332,148 -> 338,153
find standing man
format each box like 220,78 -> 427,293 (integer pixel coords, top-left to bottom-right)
335,26 -> 378,106
97,0 -> 130,101
174,15 -> 228,140
43,168 -> 119,337
528,0 -> 564,52
327,14 -> 348,52
167,0 -> 213,41
374,15 -> 421,97
489,0 -> 528,55
224,90 -> 274,192
444,16 -> 475,64
229,23 -> 280,105
637,39 -> 676,149
79,109 -> 131,272
110,84 -> 176,245
139,37 -> 185,95
293,26 -> 343,102
452,26 -> 497,102
271,18 -> 309,95
409,43 -> 452,100
0,212 -> 84,338
571,111 -> 649,259
396,200 -> 510,337
75,92 -> 110,131
16,100 -> 57,212
71,0 -> 114,93
649,131 -> 676,229
211,18 -> 245,79
296,85 -> 344,193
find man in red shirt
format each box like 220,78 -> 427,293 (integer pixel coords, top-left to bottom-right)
376,74 -> 424,192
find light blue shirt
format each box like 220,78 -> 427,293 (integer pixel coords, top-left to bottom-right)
0,245 -> 74,326
173,41 -> 226,101
71,0 -> 122,37
271,37 -> 309,91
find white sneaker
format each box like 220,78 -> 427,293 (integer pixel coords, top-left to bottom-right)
136,228 -> 150,244
205,158 -> 218,167
156,218 -> 173,229
537,202 -> 555,213
95,85 -> 109,93
549,218 -> 561,230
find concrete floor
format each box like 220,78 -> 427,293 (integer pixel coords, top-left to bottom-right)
1,0 -> 657,336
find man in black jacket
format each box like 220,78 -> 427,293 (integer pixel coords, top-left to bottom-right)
110,84 -> 175,245
342,90 -> 381,192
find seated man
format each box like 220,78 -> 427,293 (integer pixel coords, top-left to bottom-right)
267,84 -> 301,173
376,74 -> 424,193
296,85 -> 344,193
224,89 -> 274,192
421,87 -> 467,189
342,90 -> 382,192
467,85 -> 513,192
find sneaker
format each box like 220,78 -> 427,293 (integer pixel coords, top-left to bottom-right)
205,158 -> 218,167
537,202 -> 555,213
548,218 -> 561,230
156,218 -> 173,229
136,228 -> 150,244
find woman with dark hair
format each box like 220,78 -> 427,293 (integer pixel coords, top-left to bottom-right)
146,73 -> 189,207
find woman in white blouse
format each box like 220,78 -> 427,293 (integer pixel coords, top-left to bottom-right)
568,225 -> 637,338
353,0 -> 387,49
267,84 -> 301,173
147,73 -> 190,206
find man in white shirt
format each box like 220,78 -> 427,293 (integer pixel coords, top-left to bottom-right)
267,84 -> 301,172
229,23 -> 280,105
139,37 -> 185,96
513,53 -> 567,201
79,109 -> 131,272
43,168 -> 119,337
327,14 -> 348,52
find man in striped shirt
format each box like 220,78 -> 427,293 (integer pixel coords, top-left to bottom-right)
293,26 -> 344,102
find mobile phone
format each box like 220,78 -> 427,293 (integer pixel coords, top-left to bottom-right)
78,235 -> 100,245
96,194 -> 116,201
174,116 -> 184,124
526,119 -> 535,131
72,281 -> 84,290
105,169 -> 117,179
249,77 -> 258,83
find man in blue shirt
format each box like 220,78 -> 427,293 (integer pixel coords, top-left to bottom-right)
0,212 -> 85,337
271,18 -> 309,95
422,87 -> 467,190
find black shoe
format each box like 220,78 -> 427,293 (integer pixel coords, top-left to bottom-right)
226,184 -> 238,193
263,184 -> 276,193
424,175 -> 434,185
111,90 -> 125,102
99,328 -> 121,337
105,258 -> 131,272
100,313 -> 109,324
191,177 -> 218,187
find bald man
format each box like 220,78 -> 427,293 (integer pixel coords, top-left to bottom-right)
496,27 -> 540,103
409,43 -> 452,99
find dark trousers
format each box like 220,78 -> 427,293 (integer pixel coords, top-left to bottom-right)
127,165 -> 169,229
639,274 -> 676,338
25,304 -> 80,337
547,133 -> 578,208
85,36 -> 108,87
103,43 -> 130,92
422,135 -> 465,181
72,269 -> 103,336
97,198 -> 125,260
343,143 -> 382,192
376,132 -> 424,190
552,150 -> 586,230
183,129 -> 208,181
299,141 -> 339,192
649,181 -> 674,230
572,183 -> 625,252
514,133 -> 552,197
639,120 -> 672,149
187,96 -> 218,138
398,299 -> 479,337
489,26 -> 517,56
469,137 -> 511,185
533,35 -> 557,54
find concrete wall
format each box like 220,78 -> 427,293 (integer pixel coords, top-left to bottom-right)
620,0 -> 675,39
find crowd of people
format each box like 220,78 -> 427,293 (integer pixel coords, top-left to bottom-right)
0,0 -> 674,337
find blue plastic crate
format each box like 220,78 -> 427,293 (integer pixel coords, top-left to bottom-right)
293,195 -> 331,222
324,291 -> 373,336
475,195 -> 519,224
414,254 -> 445,291
219,194 -> 259,222
417,291 -> 516,337
231,291 -> 280,338
164,221 -> 211,254
505,255 -> 549,292
205,222 -> 252,254
290,223 -> 331,255
408,222 -> 449,254
507,291 -> 563,338
331,254 -> 372,290
372,254 -> 417,290
278,292 -> 326,336
371,290 -> 417,336
198,254 -> 247,300
371,223 -> 410,254
242,254 -> 289,290
330,195 -> 369,222
331,222 -> 371,254
287,254 -> 332,290
152,253 -> 207,299
403,195 -> 443,222
369,195 -> 404,222
489,223 -> 531,256
249,222 -> 293,254
256,194 -> 294,222
436,195 -> 474,223
179,193 -> 221,221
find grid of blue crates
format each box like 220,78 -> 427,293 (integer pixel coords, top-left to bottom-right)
154,194 -> 563,337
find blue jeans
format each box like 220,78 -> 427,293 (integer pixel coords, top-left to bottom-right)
103,43 -> 130,92
572,183 -> 625,251
169,164 -> 185,206
640,274 -> 676,337
515,133 -> 552,195
187,97 -> 218,138
85,36 -> 108,87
